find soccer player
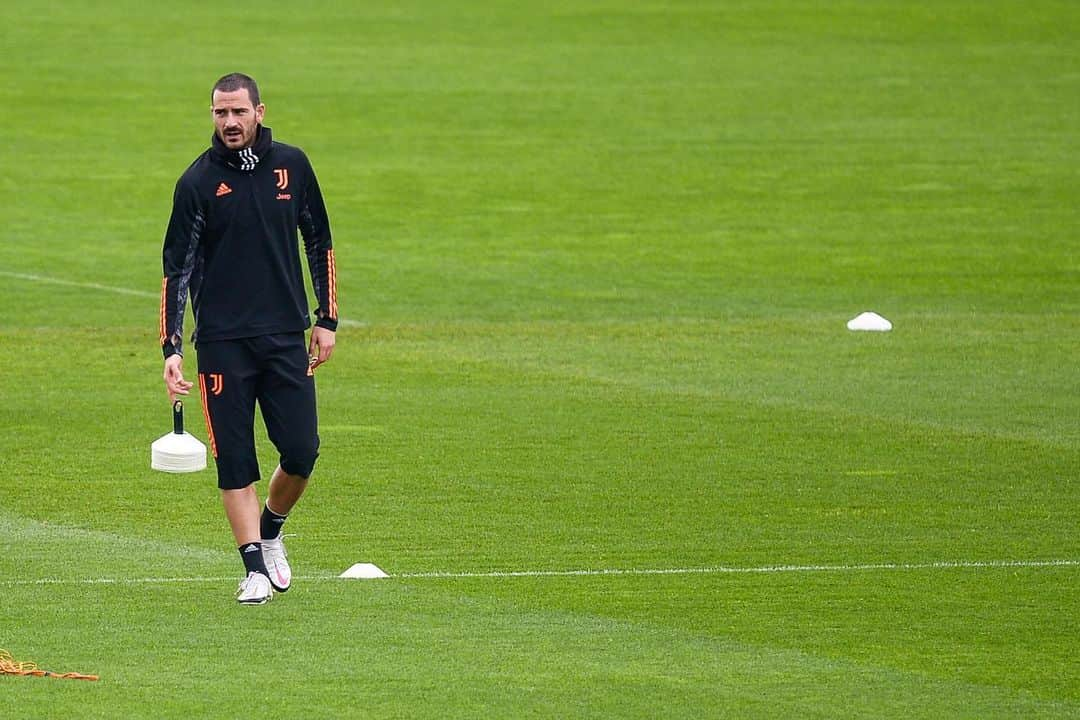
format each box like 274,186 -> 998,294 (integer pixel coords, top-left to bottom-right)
159,73 -> 339,604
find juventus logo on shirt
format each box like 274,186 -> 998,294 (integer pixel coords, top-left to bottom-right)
274,168 -> 292,200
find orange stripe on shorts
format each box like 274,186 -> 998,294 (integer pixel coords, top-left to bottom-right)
197,373 -> 219,459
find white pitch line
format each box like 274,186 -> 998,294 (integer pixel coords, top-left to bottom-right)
0,270 -> 365,327
1,559 -> 1076,587
7,576 -> 246,586
393,558 -> 1080,579
0,270 -> 158,298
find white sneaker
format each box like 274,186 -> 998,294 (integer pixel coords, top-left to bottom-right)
236,572 -> 273,605
262,535 -> 291,593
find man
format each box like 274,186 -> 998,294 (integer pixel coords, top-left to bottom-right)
160,73 -> 338,604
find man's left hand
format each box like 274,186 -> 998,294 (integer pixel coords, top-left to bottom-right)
308,326 -> 336,370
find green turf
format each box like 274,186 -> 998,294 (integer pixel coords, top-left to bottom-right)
1,0 -> 1078,717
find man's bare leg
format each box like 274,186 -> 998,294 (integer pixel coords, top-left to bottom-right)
221,485 -> 261,545
223,484 -> 274,603
260,465 -> 307,592
266,465 -> 309,517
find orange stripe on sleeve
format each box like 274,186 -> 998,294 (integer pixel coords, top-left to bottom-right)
197,374 -> 218,459
159,276 -> 168,345
327,249 -> 338,319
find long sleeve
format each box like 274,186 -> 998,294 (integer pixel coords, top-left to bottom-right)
160,176 -> 206,357
299,162 -> 338,331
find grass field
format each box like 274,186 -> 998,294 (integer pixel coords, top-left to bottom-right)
1,0 -> 1078,717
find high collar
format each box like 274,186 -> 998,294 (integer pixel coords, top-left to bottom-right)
210,125 -> 273,172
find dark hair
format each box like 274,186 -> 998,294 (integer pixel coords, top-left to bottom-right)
211,73 -> 260,106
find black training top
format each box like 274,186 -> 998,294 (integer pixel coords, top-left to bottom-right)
160,125 -> 338,358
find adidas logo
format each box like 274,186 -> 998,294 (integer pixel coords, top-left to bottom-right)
216,182 -> 233,197
243,544 -> 259,553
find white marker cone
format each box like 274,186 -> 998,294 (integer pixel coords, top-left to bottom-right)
151,400 -> 207,473
339,563 -> 390,579
847,311 -> 892,332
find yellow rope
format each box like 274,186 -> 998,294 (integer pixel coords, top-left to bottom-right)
0,648 -> 99,681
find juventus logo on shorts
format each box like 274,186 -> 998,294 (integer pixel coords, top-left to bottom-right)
208,373 -> 224,396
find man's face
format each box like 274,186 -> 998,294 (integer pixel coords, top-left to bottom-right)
211,88 -> 265,150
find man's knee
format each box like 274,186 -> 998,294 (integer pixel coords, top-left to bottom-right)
214,453 -> 261,490
279,442 -> 319,479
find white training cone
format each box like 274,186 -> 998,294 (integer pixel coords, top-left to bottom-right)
151,400 -> 207,473
339,563 -> 390,579
847,311 -> 892,332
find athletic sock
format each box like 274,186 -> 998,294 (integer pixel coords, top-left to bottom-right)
260,503 -> 288,541
239,542 -> 268,576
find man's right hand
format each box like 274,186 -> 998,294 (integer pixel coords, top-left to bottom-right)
164,354 -> 194,401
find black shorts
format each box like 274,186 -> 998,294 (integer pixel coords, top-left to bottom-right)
196,332 -> 319,490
